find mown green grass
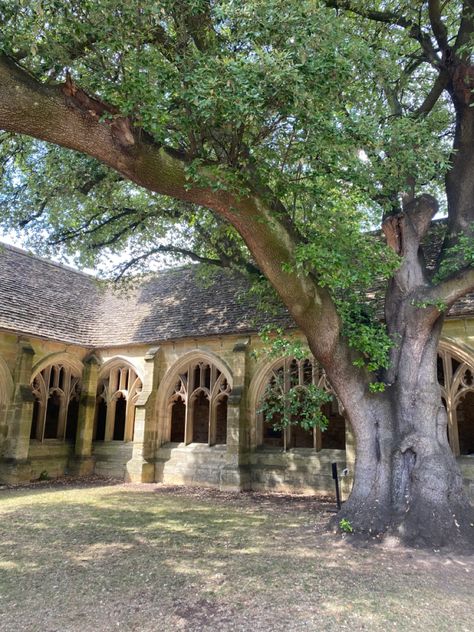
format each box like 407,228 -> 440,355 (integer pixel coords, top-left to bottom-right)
0,483 -> 472,631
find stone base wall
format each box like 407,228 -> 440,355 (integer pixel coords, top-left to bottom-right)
93,441 -> 134,479
248,448 -> 348,496
156,443 -> 228,487
28,440 -> 73,480
3,440 -> 474,504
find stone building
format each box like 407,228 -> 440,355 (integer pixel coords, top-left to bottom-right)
0,242 -> 473,500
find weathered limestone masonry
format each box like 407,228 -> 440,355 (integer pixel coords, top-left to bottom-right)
0,242 -> 473,501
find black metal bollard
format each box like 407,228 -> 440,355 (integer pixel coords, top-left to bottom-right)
331,462 -> 341,510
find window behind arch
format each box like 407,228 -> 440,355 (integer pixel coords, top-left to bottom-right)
94,365 -> 142,442
167,360 -> 231,445
258,357 -> 345,451
439,348 -> 474,456
30,364 -> 81,442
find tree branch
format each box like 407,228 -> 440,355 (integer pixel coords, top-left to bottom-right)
454,0 -> 474,56
325,1 -> 440,66
414,69 -> 450,115
325,0 -> 412,27
114,245 -> 223,280
428,0 -> 449,51
0,52 -> 371,401
420,267 -> 474,308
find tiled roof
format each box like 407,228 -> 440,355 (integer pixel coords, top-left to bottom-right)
0,243 -> 292,346
0,244 -> 98,345
0,236 -> 473,348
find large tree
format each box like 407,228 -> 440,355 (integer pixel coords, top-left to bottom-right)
1,0 -> 474,547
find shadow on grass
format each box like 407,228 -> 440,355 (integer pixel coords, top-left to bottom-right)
0,484 -> 473,632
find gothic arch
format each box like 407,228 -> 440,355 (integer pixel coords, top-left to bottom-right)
249,355 -> 344,451
438,338 -> 474,456
156,350 -> 233,447
30,353 -> 83,442
99,356 -> 144,383
31,352 -> 84,381
95,357 -> 143,442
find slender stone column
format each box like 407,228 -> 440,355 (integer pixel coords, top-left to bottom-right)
69,354 -> 100,476
220,338 -> 250,491
126,347 -> 159,483
0,342 -> 35,483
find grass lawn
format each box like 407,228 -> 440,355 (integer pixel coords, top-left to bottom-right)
0,481 -> 472,632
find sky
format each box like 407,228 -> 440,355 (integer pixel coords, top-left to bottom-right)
0,227 -> 98,274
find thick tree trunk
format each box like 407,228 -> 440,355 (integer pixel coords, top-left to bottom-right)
329,188 -> 474,548
338,324 -> 473,548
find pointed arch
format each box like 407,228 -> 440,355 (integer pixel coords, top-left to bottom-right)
30,354 -> 83,442
249,355 -> 344,451
438,338 -> 474,456
95,356 -> 143,442
31,352 -> 83,381
156,350 -> 233,447
99,356 -> 144,383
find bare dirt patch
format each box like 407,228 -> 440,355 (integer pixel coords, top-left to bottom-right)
0,481 -> 472,631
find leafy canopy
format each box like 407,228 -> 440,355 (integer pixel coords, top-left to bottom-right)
0,0 -> 459,371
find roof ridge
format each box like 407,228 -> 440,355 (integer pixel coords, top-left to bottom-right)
0,241 -> 97,281
0,241 -> 209,282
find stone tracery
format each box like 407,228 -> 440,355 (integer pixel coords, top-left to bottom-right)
168,360 -> 231,445
95,364 -> 142,442
438,346 -> 474,455
30,364 -> 81,441
257,356 -> 346,451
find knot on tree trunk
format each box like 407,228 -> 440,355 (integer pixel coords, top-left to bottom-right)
382,194 -> 439,256
62,72 -> 135,148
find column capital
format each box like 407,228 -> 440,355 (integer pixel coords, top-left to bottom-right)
18,341 -> 35,356
83,352 -> 101,367
233,338 -> 250,354
145,346 -> 160,362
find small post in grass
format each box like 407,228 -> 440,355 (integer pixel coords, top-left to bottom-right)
331,462 -> 341,511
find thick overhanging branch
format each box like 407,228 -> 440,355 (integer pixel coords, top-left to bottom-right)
421,267 -> 474,308
0,52 -> 354,372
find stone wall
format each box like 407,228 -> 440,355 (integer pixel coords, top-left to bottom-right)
0,325 -> 473,504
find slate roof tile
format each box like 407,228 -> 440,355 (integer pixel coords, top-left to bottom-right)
0,239 -> 473,348
0,243 -> 291,346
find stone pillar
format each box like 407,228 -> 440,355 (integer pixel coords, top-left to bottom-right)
0,342 -> 35,483
69,354 -> 100,476
220,338 -> 250,491
341,417 -> 356,500
126,347 -> 159,483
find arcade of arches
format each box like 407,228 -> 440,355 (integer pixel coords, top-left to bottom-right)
0,335 -> 473,500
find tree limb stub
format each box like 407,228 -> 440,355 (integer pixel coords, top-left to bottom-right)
423,267 -> 474,308
382,194 -> 438,258
62,72 -> 135,148
383,195 -> 439,336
